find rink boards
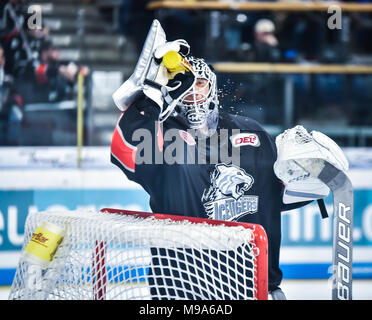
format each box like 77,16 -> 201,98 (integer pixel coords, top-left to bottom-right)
0,147 -> 371,285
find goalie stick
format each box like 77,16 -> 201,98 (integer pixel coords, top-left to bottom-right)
295,160 -> 354,300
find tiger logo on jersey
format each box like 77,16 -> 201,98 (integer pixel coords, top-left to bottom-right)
202,164 -> 259,221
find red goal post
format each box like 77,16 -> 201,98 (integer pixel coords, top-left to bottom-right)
99,208 -> 269,300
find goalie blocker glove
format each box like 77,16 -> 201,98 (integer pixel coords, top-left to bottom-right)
274,125 -> 349,205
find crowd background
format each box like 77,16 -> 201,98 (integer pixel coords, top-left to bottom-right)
1,0 -> 372,146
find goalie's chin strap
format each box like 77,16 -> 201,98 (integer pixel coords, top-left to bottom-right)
317,198 -> 329,219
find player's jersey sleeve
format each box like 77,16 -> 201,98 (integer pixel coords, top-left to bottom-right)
110,96 -> 160,188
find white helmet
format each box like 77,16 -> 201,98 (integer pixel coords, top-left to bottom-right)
176,56 -> 219,133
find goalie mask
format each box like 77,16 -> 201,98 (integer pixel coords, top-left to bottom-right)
176,57 -> 219,134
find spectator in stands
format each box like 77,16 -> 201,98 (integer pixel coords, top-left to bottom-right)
0,43 -> 23,145
27,25 -> 50,61
16,39 -> 81,104
1,0 -> 51,86
253,18 -> 281,62
1,1 -> 91,145
0,0 -> 28,75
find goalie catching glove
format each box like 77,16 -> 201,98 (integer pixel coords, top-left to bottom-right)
274,125 -> 349,204
112,19 -> 197,123
112,19 -> 219,136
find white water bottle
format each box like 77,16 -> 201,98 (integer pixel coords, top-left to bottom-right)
9,221 -> 65,300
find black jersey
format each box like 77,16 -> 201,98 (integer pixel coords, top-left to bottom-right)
111,95 -> 309,292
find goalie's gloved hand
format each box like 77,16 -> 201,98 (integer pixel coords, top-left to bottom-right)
161,71 -> 195,105
154,39 -> 190,61
143,38 -> 194,122
159,70 -> 195,121
274,125 -> 349,205
143,38 -> 191,94
143,64 -> 195,122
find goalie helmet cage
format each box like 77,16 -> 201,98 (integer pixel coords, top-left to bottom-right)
9,208 -> 268,300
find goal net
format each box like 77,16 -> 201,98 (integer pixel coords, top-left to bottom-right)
9,208 -> 268,300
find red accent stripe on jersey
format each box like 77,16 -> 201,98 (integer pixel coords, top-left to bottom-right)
111,116 -> 137,173
157,122 -> 164,153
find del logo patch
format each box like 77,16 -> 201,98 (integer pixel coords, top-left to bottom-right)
179,130 -> 196,146
230,133 -> 260,147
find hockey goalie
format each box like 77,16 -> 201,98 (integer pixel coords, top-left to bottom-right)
110,19 -> 352,300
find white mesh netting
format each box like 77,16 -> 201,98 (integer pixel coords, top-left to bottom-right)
9,209 -> 265,300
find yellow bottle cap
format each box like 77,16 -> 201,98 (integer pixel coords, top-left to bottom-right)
163,51 -> 181,70
163,51 -> 192,73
